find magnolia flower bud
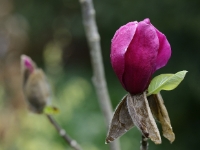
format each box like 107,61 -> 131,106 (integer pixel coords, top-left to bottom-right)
111,18 -> 171,94
21,55 -> 51,113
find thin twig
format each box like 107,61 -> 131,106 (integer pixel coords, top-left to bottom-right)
140,136 -> 149,150
46,114 -> 82,150
79,0 -> 121,150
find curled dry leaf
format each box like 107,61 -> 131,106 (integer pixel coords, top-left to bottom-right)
106,92 -> 164,144
127,93 -> 161,144
106,92 -> 174,145
106,95 -> 134,144
148,92 -> 175,143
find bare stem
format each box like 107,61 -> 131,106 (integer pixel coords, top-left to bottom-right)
46,115 -> 82,150
140,136 -> 149,150
79,0 -> 120,150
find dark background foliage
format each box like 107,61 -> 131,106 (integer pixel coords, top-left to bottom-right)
0,0 -> 200,149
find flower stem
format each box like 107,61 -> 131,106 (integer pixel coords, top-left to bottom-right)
46,114 -> 82,150
140,135 -> 149,150
79,0 -> 121,150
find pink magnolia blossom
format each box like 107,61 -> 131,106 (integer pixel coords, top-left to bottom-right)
111,18 -> 171,94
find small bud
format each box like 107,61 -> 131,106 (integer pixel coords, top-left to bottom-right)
21,55 -> 51,113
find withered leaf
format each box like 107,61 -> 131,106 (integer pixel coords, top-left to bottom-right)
127,92 -> 161,144
106,95 -> 134,143
148,92 -> 175,143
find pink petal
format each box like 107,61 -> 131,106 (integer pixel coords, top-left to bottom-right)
123,19 -> 159,94
21,55 -> 34,73
154,29 -> 171,70
111,21 -> 138,88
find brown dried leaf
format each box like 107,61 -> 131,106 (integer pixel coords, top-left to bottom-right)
106,95 -> 134,143
148,92 -> 175,143
127,92 -> 161,144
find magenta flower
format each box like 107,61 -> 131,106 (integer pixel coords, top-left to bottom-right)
111,18 -> 171,94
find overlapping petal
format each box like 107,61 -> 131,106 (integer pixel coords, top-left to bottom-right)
154,29 -> 171,70
122,20 -> 159,94
111,21 -> 137,88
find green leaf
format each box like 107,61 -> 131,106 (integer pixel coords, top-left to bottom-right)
147,70 -> 188,96
43,106 -> 60,115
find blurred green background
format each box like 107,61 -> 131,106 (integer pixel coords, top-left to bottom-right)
0,0 -> 200,150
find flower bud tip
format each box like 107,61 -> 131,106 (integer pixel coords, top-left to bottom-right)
21,54 -> 34,73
